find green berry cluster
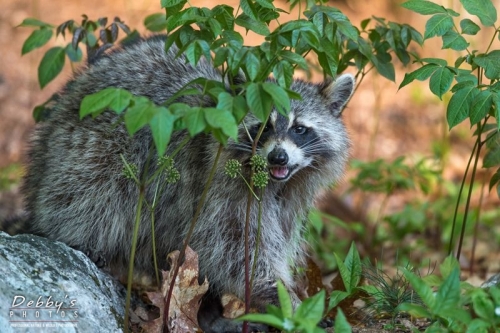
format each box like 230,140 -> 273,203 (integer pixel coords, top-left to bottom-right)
166,168 -> 180,184
158,156 -> 180,184
157,156 -> 174,169
122,163 -> 138,179
224,159 -> 242,178
250,155 -> 268,189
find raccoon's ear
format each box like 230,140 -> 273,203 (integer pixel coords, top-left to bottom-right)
320,74 -> 355,116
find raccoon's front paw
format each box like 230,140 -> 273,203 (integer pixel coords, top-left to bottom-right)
199,315 -> 267,333
252,280 -> 301,310
72,246 -> 107,268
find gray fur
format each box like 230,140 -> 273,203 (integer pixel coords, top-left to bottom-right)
13,36 -> 354,330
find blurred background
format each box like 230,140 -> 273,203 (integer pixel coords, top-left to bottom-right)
0,0 -> 499,282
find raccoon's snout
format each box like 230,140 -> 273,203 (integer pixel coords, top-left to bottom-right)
268,148 -> 293,181
268,148 -> 288,166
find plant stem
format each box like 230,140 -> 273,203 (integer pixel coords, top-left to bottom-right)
243,122 -> 267,333
124,185 -> 145,333
163,143 -> 223,331
448,140 -> 477,256
456,120 -> 485,261
250,188 -> 264,289
470,176 -> 486,276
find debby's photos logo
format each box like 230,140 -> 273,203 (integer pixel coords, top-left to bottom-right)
9,295 -> 78,328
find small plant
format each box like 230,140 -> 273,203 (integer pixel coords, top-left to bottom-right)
240,242 -> 363,332
399,0 -> 500,260
398,256 -> 500,332
239,281 -> 327,333
361,260 -> 424,324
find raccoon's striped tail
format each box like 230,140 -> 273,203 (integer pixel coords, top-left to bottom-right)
0,212 -> 32,236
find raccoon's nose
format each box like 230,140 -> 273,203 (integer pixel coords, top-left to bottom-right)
268,148 -> 289,165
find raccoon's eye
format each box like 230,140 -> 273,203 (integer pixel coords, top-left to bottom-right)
293,125 -> 307,135
263,123 -> 271,132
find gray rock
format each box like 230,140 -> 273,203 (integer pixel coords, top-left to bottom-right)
0,231 -> 126,333
482,272 -> 500,289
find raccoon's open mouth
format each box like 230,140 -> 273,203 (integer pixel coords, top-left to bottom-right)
269,165 -> 296,181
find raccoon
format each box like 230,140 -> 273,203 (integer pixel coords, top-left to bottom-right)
7,35 -> 355,332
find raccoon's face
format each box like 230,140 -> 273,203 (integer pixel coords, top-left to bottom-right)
249,112 -> 321,182
230,74 -> 355,183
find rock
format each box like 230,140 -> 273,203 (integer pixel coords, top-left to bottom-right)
0,231 -> 127,333
482,272 -> 500,289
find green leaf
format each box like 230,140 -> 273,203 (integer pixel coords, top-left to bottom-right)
484,145 -> 500,167
185,42 -> 202,65
240,0 -> 259,20
246,82 -> 272,122
333,244 -> 361,294
262,82 -> 291,116
217,92 -> 247,123
465,319 -> 492,333
474,51 -> 500,80
237,313 -> 284,329
80,87 -> 133,119
435,268 -> 460,314
441,30 -> 469,51
244,52 -> 260,81
403,269 -> 436,309
439,256 -> 460,279
399,64 -> 439,89
424,13 -> 454,39
328,290 -> 349,311
124,98 -> 156,135
294,290 -> 325,324
205,108 -> 238,139
144,13 -> 168,32
22,28 -> 53,55
401,0 -> 448,15
371,54 -> 395,82
344,243 -> 362,291
161,0 -> 187,15
336,19 -> 358,41
460,0 -> 497,27
273,60 -> 293,88
472,291 -> 495,321
149,107 -> 176,156
18,18 -> 54,28
421,57 -> 448,66
488,168 -> 500,193
235,14 -> 270,36
279,50 -> 308,70
447,86 -> 478,129
429,66 -> 454,99
184,107 -> 206,136
460,18 -> 480,35
397,303 -> 432,318
276,281 -> 293,318
470,90 -> 494,125
334,308 -> 352,333
38,46 -> 65,89
64,44 -> 83,62
494,94 -> 500,131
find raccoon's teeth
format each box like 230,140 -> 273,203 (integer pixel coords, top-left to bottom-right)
270,166 -> 289,179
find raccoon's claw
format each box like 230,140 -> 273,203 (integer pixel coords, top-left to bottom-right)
72,246 -> 107,268
318,317 -> 334,328
200,317 -> 268,333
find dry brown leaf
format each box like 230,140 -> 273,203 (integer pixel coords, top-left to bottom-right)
140,246 -> 208,333
221,294 -> 246,319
